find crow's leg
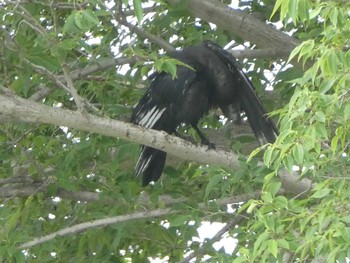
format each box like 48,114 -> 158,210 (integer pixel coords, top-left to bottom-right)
191,124 -> 215,150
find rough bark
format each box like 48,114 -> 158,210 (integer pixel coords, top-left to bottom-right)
167,0 -> 300,55
0,93 -> 313,195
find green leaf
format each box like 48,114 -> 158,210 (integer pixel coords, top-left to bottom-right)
74,10 -> 99,30
265,181 -> 282,196
298,0 -> 309,21
253,232 -> 269,257
204,173 -> 223,199
330,8 -> 338,27
263,147 -> 274,167
82,9 -> 99,27
60,39 -> 77,51
278,239 -> 290,250
264,172 -> 277,184
170,215 -> 188,227
287,43 -> 304,64
74,11 -> 84,29
344,104 -> 350,120
299,40 -> 315,61
315,111 -> 325,123
327,52 -> 338,75
331,135 -> 339,153
319,78 -> 336,94
288,0 -> 298,24
292,144 -> 304,164
311,188 -> 331,199
315,123 -> 328,139
309,4 -> 324,19
268,239 -> 278,258
280,0 -> 290,22
162,60 -> 177,79
262,192 -> 273,203
274,196 -> 288,209
283,155 -> 294,174
246,201 -> 259,214
63,11 -> 78,34
133,0 -> 143,22
270,0 -> 283,19
247,147 -> 263,162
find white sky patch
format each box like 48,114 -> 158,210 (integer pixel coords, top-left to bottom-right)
229,0 -> 240,9
85,32 -> 102,46
52,196 -> 61,202
193,222 -> 237,255
48,213 -> 56,220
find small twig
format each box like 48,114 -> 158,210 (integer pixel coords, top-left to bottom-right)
103,2 -> 174,52
179,216 -> 245,263
21,57 -> 71,93
16,5 -> 47,35
120,18 -> 175,52
61,65 -> 85,112
29,56 -> 137,101
22,58 -> 93,113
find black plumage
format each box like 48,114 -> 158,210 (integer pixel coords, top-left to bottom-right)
131,41 -> 278,186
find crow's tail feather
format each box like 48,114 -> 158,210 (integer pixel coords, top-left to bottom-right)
135,146 -> 167,186
236,75 -> 278,144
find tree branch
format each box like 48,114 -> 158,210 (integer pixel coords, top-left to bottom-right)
166,0 -> 300,54
179,216 -> 244,263
0,93 -> 314,196
18,207 -> 174,249
28,46 -> 285,102
119,18 -> 175,52
29,56 -> 137,101
18,194 -> 253,250
103,2 -> 175,52
61,64 -> 85,112
0,163 -> 262,207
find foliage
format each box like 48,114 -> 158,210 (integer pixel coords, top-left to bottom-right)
0,0 -> 349,262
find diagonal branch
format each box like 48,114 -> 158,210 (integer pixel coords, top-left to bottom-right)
61,64 -> 85,112
103,1 -> 175,52
18,195 -> 252,250
0,93 -> 314,195
179,216 -> 245,263
119,18 -> 175,52
166,0 -> 300,55
29,56 -> 137,101
18,207 -> 174,249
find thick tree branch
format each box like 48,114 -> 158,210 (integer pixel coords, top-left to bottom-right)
167,0 -> 300,55
0,93 -> 314,196
230,48 -> 290,60
0,93 -> 240,171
